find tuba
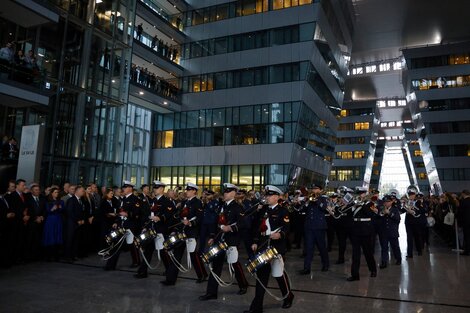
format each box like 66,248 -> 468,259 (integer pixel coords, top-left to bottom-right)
402,185 -> 421,217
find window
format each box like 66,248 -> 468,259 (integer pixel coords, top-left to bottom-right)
340,110 -> 348,117
418,173 -> 427,180
354,151 -> 366,158
393,61 -> 402,70
379,63 -> 390,72
352,67 -> 363,75
365,65 -> 376,73
377,100 -> 386,107
387,100 -> 396,107
398,100 -> 406,106
354,122 -> 370,130
414,150 -> 423,157
388,122 -> 396,127
380,122 -> 387,127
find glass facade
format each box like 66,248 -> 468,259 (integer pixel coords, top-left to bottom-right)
150,163 -> 325,191
407,53 -> 470,69
154,101 -> 335,159
184,0 -> 313,27
0,0 -> 142,186
182,22 -> 315,60
182,62 -> 308,93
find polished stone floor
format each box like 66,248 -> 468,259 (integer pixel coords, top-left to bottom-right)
1,223 -> 469,313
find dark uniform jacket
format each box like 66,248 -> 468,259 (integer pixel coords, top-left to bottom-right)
149,195 -> 175,235
252,204 -> 290,255
210,199 -> 243,246
382,206 -> 401,238
179,196 -> 203,238
116,194 -> 141,229
304,195 -> 328,230
351,201 -> 376,236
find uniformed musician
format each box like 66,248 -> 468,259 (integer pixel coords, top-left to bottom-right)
347,187 -> 377,281
161,182 -> 208,285
378,195 -> 402,268
104,181 -> 141,270
135,180 -> 174,278
401,186 -> 427,258
244,185 -> 294,313
199,183 -> 248,301
299,184 -> 329,275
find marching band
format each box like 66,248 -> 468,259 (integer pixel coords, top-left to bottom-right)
98,181 -> 430,312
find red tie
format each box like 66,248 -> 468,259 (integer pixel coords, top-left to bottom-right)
20,193 -> 25,202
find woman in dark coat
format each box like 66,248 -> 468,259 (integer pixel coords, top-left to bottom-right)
99,188 -> 116,249
43,188 -> 64,261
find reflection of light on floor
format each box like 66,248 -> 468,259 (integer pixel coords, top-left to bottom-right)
398,213 -> 409,297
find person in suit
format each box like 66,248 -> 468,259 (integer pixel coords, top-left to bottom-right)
1,189 -> 17,267
61,185 -> 76,205
161,182 -> 207,285
347,187 -> 377,281
64,186 -> 86,262
25,184 -> 46,260
5,179 -> 29,263
199,183 -> 248,301
244,185 -> 294,313
378,195 -> 402,268
299,184 -> 329,275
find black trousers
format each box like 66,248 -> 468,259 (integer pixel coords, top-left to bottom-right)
350,234 -> 376,278
206,249 -> 248,295
379,234 -> 401,263
165,241 -> 207,284
336,226 -> 352,262
326,218 -> 336,252
137,240 -> 170,275
406,223 -> 423,256
105,241 -> 140,270
462,226 -> 470,254
249,261 -> 291,311
64,224 -> 82,260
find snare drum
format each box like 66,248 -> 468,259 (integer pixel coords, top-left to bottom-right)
105,228 -> 126,246
201,241 -> 228,264
134,228 -> 157,247
163,232 -> 187,250
246,246 -> 279,274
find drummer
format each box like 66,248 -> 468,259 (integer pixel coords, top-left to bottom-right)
135,180 -> 175,278
161,182 -> 208,286
199,183 -> 248,301
244,185 -> 294,313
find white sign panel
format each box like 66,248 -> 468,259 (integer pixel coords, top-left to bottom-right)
16,125 -> 45,183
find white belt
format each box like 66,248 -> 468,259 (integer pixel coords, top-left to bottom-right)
354,218 -> 371,222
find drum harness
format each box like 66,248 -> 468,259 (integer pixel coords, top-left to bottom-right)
251,227 -> 293,301
205,221 -> 239,287
98,217 -> 134,260
137,219 -> 163,270
167,216 -> 197,273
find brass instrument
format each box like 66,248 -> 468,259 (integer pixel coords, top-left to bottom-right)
401,185 -> 421,217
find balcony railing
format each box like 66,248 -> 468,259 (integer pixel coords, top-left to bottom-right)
0,58 -> 57,92
130,66 -> 180,102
